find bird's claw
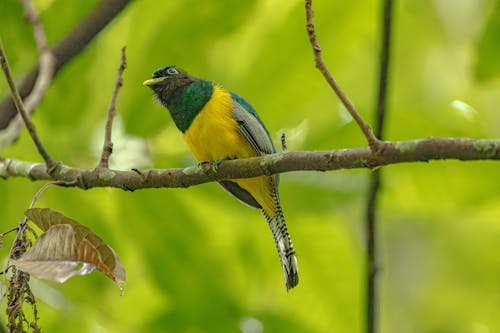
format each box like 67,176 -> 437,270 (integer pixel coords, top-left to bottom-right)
198,158 -> 229,173
212,158 -> 229,171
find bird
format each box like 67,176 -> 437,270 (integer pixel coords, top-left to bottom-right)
143,66 -> 299,290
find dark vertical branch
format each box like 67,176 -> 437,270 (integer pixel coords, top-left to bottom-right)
366,0 -> 394,333
365,170 -> 381,333
374,0 -> 394,139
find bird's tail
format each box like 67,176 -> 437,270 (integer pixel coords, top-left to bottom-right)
263,203 -> 299,290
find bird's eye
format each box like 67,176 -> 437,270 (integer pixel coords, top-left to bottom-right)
166,67 -> 178,75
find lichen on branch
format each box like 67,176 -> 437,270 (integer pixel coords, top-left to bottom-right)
1,138 -> 499,191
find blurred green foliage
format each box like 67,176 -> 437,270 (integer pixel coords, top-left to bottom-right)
1,0 -> 500,332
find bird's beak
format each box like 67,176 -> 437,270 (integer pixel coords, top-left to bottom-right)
143,77 -> 167,86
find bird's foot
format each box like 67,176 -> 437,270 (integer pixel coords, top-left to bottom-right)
212,158 -> 230,171
198,158 -> 230,173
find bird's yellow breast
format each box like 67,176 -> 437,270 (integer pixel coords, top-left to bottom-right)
184,85 -> 255,162
183,85 -> 277,216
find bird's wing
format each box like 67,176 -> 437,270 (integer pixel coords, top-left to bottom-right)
230,92 -> 276,155
218,93 -> 278,209
219,180 -> 261,209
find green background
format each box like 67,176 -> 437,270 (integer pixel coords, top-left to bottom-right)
1,0 -> 500,332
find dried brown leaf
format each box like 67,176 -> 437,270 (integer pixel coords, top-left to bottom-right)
17,209 -> 126,284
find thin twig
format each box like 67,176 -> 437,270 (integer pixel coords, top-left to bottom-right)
0,0 -> 132,130
366,1 -> 394,333
0,0 -> 57,149
0,39 -> 56,169
304,0 -> 381,151
281,133 -> 287,151
28,181 -> 68,209
6,219 -> 28,263
18,0 -> 56,115
97,47 -> 127,169
0,226 -> 19,238
19,0 -> 49,52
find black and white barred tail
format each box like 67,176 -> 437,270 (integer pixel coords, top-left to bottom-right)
263,205 -> 299,290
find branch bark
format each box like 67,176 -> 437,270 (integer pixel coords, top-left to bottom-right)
1,138 -> 499,190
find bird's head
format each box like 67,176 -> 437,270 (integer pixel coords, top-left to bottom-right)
143,66 -> 195,106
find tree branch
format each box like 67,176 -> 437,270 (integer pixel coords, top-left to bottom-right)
1,138 -> 499,190
304,0 -> 380,151
97,47 -> 127,169
0,0 -> 132,130
0,39 -> 56,169
366,1 -> 394,332
20,0 -> 49,53
0,0 -> 56,149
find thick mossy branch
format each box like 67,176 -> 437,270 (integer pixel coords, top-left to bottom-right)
1,138 -> 499,190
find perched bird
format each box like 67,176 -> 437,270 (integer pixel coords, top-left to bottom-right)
144,66 -> 299,290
